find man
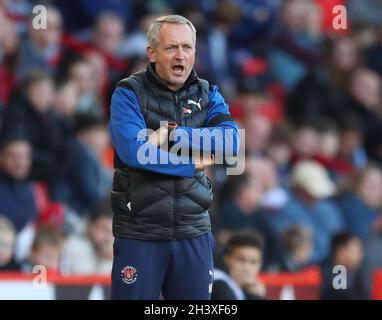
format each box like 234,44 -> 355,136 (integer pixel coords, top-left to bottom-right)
52,115 -> 112,216
320,232 -> 368,300
109,15 -> 239,299
270,160 -> 344,264
0,136 -> 38,232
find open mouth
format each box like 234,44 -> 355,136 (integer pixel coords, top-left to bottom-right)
172,65 -> 185,75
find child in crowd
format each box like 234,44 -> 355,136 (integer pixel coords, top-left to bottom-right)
22,226 -> 64,274
62,209 -> 113,274
212,231 -> 266,300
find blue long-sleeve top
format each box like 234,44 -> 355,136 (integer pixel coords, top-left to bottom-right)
109,85 -> 239,177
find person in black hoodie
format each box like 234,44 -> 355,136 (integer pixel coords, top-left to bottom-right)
2,71 -> 64,186
320,232 -> 368,300
0,136 -> 38,232
346,68 -> 382,164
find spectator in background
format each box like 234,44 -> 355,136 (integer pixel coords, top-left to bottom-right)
0,11 -> 19,105
81,11 -> 126,59
291,122 -> 320,160
54,80 -> 79,118
0,216 -> 20,271
277,226 -> 313,273
269,0 -> 322,91
53,0 -> 132,33
347,68 -> 382,163
235,68 -> 279,122
320,232 -> 368,300
287,36 -> 361,123
17,6 -> 63,81
22,226 -> 64,274
67,57 -> 102,118
0,136 -> 37,232
2,71 -> 64,185
337,114 -> 368,170
212,231 -> 266,300
314,119 -> 355,179
83,51 -> 109,111
62,208 -> 113,274
316,119 -> 340,161
270,161 -> 344,264
52,115 -> 112,216
1,0 -> 32,34
120,13 -> 156,59
246,157 -> 289,219
205,0 -> 242,96
290,119 -> 355,179
53,80 -> 80,137
229,0 -> 281,53
216,169 -> 282,270
265,122 -> 294,187
217,172 -> 266,231
244,114 -> 272,156
337,165 -> 382,242
246,156 -> 289,211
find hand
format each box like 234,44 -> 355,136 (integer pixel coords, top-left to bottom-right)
243,279 -> 266,298
194,154 -> 215,170
148,126 -> 169,147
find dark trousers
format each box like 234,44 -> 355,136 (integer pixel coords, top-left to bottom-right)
111,232 -> 215,300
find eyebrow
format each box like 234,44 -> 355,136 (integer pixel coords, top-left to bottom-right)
165,42 -> 194,47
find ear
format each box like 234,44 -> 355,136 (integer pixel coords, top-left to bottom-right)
146,46 -> 156,63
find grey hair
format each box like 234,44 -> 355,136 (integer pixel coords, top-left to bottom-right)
147,15 -> 196,48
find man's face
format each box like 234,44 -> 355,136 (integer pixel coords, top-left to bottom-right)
147,23 -> 195,91
30,244 -> 61,272
26,80 -> 55,113
0,141 -> 32,180
88,216 -> 113,249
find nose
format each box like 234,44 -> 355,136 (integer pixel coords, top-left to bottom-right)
174,48 -> 185,60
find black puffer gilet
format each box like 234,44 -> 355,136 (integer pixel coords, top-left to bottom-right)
111,63 -> 213,240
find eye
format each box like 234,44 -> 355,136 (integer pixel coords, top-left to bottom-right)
165,46 -> 176,52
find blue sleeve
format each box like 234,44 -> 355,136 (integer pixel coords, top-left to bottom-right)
109,87 -> 195,177
174,85 -> 240,156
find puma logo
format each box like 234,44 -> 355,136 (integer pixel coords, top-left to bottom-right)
187,98 -> 201,110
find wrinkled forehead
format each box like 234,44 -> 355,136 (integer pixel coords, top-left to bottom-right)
158,23 -> 195,45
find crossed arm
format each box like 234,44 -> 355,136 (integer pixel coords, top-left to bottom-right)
109,86 -> 240,177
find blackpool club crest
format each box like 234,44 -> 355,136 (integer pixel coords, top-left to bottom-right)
121,266 -> 138,284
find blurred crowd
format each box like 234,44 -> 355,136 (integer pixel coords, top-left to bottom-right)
0,0 -> 381,300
